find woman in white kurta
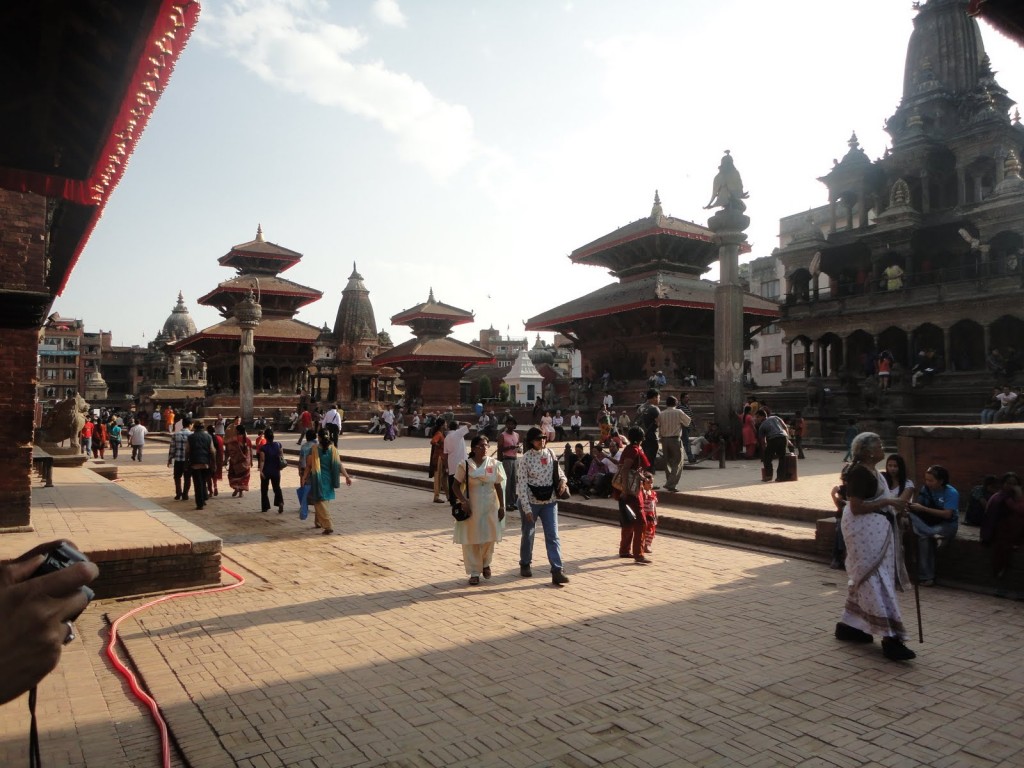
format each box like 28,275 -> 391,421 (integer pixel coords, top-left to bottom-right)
452,434 -> 506,585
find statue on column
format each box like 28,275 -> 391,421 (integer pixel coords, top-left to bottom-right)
705,150 -> 749,213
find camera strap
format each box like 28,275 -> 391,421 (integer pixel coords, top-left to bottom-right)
28,685 -> 41,768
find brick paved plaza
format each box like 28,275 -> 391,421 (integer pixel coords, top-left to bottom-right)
1,438 -> 1023,767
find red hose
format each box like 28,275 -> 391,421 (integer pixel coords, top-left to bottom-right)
104,566 -> 246,768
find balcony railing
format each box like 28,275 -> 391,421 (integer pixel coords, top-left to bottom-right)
784,262 -> 1023,308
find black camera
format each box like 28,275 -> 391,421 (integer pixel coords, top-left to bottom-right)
31,543 -> 95,619
451,502 -> 471,522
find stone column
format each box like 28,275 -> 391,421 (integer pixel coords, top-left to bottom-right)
785,340 -> 793,380
712,229 -> 747,437
235,290 -> 262,422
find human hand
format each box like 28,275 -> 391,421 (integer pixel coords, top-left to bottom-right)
345,476 -> 352,486
0,543 -> 99,705
498,507 -> 505,521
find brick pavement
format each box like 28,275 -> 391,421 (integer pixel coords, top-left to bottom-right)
2,438 -> 1023,767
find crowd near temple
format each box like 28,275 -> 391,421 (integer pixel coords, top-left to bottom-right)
2,2 -> 1024,760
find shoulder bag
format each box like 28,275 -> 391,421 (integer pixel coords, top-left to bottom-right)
611,450 -> 643,497
527,450 -> 557,501
453,459 -> 472,521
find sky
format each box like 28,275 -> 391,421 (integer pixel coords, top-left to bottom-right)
55,0 -> 1024,349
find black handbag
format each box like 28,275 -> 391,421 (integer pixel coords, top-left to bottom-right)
527,450 -> 559,501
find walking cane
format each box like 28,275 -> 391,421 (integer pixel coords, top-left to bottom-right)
902,518 -> 924,643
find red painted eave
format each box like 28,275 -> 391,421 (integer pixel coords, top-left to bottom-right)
525,298 -> 778,331
0,1 -> 201,295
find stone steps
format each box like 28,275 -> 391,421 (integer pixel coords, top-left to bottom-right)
311,446 -> 1024,593
318,449 -> 825,560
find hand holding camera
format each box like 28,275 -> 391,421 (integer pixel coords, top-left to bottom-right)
0,541 -> 98,705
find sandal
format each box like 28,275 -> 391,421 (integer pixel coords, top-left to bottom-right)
482,567 -> 492,579
468,576 -> 480,586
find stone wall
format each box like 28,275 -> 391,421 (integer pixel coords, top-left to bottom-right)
896,424 -> 1024,490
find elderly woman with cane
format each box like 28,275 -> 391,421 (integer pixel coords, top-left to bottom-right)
834,432 -> 917,661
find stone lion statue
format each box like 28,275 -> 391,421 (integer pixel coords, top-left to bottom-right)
40,393 -> 89,448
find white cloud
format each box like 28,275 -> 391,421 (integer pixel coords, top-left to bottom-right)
372,0 -> 407,28
201,0 -> 476,180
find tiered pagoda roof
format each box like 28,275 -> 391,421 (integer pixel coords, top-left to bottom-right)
373,289 -> 493,367
174,226 -> 324,353
569,192 -> 745,279
526,272 -> 778,333
527,193 -> 775,334
198,226 -> 322,318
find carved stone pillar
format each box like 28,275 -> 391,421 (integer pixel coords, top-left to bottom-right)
709,224 -> 748,441
235,290 -> 262,422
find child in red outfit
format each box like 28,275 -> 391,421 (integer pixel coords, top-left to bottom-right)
639,474 -> 658,553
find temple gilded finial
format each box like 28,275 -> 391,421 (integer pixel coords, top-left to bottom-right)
256,223 -> 265,242
650,190 -> 663,219
428,287 -> 435,302
848,132 -> 859,150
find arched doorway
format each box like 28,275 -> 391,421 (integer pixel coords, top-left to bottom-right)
878,326 -> 908,367
949,319 -> 984,371
847,330 -> 875,378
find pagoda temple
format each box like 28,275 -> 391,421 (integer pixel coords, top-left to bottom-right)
373,290 -> 493,407
175,226 -> 323,399
526,193 -> 778,385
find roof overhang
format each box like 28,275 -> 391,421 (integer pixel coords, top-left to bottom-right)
0,0 -> 201,296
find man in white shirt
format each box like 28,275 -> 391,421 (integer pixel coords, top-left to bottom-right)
570,410 -> 582,439
657,395 -> 691,493
995,386 -> 1019,421
128,422 -> 148,462
444,420 -> 470,511
381,404 -> 396,441
322,403 -> 342,446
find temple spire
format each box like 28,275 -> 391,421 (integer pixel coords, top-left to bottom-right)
428,287 -> 435,302
256,223 -> 265,242
650,190 -> 663,219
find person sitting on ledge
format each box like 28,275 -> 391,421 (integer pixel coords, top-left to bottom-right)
580,444 -> 617,499
906,464 -> 960,586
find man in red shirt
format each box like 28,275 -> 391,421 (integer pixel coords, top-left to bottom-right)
80,418 -> 95,455
297,408 -> 314,444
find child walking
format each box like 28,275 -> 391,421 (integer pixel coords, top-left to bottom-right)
640,474 -> 659,554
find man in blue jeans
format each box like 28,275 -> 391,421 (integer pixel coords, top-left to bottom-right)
515,428 -> 570,585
